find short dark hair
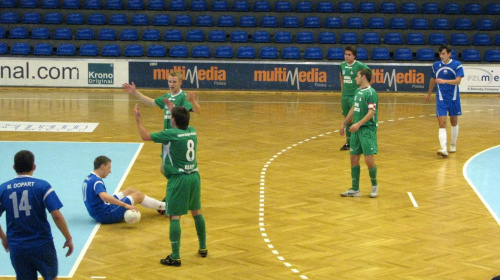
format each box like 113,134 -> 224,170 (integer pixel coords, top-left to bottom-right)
439,45 -> 452,54
344,45 -> 357,57
172,106 -> 190,130
94,156 -> 111,170
359,68 -> 373,83
14,150 -> 35,173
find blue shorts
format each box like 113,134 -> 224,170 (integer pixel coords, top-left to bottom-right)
10,242 -> 57,280
436,99 -> 462,117
95,196 -> 132,224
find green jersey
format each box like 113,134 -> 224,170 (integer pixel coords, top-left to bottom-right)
353,86 -> 378,130
154,90 -> 194,129
150,126 -> 198,178
340,60 -> 370,97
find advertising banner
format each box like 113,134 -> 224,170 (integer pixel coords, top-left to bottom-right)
460,65 -> 500,93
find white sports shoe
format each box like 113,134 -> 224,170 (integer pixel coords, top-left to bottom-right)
437,149 -> 448,158
449,144 -> 456,153
340,189 -> 361,197
370,186 -> 378,198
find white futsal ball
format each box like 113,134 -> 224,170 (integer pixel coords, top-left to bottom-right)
124,210 -> 141,225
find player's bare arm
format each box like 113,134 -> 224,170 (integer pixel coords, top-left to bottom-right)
134,104 -> 153,141
122,82 -> 156,107
340,107 -> 354,136
436,76 -> 462,85
187,92 -> 202,114
349,109 -> 375,133
50,209 -> 74,257
98,192 -> 139,211
426,78 -> 436,101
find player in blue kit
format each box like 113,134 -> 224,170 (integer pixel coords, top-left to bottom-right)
82,156 -> 166,224
0,150 -> 73,280
426,45 -> 464,158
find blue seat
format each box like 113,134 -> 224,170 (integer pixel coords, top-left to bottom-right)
127,0 -> 144,9
325,17 -> 342,28
102,44 -> 121,56
41,0 -> 59,8
380,2 -> 397,13
75,28 -> 95,40
190,0 -> 207,10
254,1 -> 271,12
346,17 -> 364,28
20,0 -> 38,8
416,48 -> 435,61
340,32 -> 358,44
105,0 -> 123,9
261,16 -> 278,27
422,3 -> 439,14
451,49 -> 459,60
362,32 -> 380,44
259,47 -> 278,59
57,43 -> 76,56
196,15 -> 213,26
186,29 -> 204,42
214,46 -> 233,58
450,33 -> 469,45
484,50 -> 500,62
411,18 -> 429,30
239,16 -> 256,27
131,14 -> 149,25
44,12 -> 63,24
34,43 -> 53,55
192,45 -> 211,58
327,47 -> 344,60
368,17 -> 386,29
1,12 -> 19,23
164,29 -> 182,41
0,43 -> 7,54
169,45 -> 188,57
465,3 -> 482,14
148,0 -> 165,10
232,0 -> 249,11
217,15 -> 235,27
433,18 -> 451,30
304,47 -> 323,60
147,45 -> 166,57
303,16 -> 320,28
282,16 -> 299,28
84,0 -> 102,9
211,0 -> 228,11
237,46 -> 255,59
296,1 -> 312,12
371,48 -> 390,60
252,31 -> 270,43
274,1 -> 291,12
394,48 -> 413,60
11,43 -> 31,55
401,2 -> 418,13
153,14 -> 170,26
406,33 -> 425,45
98,28 -> 117,40
384,32 -> 403,44
79,44 -> 98,56
120,29 -> 139,41
454,18 -> 472,30
62,0 -> 80,8
31,27 -> 50,39
1,0 -> 16,7
359,2 -> 375,13
495,34 -> 500,46
66,13 -> 85,24
282,47 -> 300,59
230,30 -> 248,42
53,28 -> 72,39
461,49 -> 480,62
174,15 -> 192,26
0,27 -> 5,38
296,31 -> 314,44
142,29 -> 160,41
22,12 -> 42,24
476,19 -> 494,30
169,0 -> 186,10
428,33 -> 446,45
9,27 -> 29,39
357,48 -> 368,60
124,44 -> 143,57
472,34 -> 492,46
109,14 -> 127,25
274,31 -> 292,43
318,32 -> 336,44
389,18 -> 407,29
443,3 -> 461,14
88,13 -> 106,25
317,1 -> 334,12
208,30 -> 226,42
338,1 -> 355,13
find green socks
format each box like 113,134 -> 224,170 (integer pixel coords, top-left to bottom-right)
369,166 -> 378,186
170,219 -> 181,259
193,214 -> 206,250
351,165 -> 360,191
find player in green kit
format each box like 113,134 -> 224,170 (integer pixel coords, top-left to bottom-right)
134,99 -> 206,267
340,68 -> 379,198
339,46 -> 371,151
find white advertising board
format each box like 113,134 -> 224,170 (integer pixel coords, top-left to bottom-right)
461,65 -> 500,93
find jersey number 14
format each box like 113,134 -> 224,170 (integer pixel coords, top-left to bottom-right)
9,190 -> 32,218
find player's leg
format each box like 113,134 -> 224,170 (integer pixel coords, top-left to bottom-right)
35,242 -> 58,280
340,96 -> 353,151
341,132 -> 361,197
436,101 -> 449,157
360,128 -> 379,198
128,191 -> 165,212
10,249 -> 38,280
449,100 -> 461,152
189,173 -> 207,257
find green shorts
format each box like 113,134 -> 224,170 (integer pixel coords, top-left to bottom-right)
350,126 -> 378,156
341,95 -> 354,116
165,172 -> 201,216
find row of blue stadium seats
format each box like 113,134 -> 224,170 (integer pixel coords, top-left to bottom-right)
1,42 -> 499,62
2,11 -> 500,31
2,0 -> 500,14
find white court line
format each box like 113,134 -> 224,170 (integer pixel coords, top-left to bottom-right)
407,192 -> 419,208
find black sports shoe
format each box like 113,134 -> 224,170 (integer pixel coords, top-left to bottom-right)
340,143 -> 350,151
160,255 -> 181,267
198,249 -> 208,258
157,197 -> 166,215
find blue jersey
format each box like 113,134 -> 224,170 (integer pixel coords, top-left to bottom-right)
431,59 -> 464,102
82,173 -> 109,222
0,175 -> 62,251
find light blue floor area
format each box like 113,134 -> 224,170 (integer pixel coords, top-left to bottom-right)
464,145 -> 500,225
0,141 -> 142,277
